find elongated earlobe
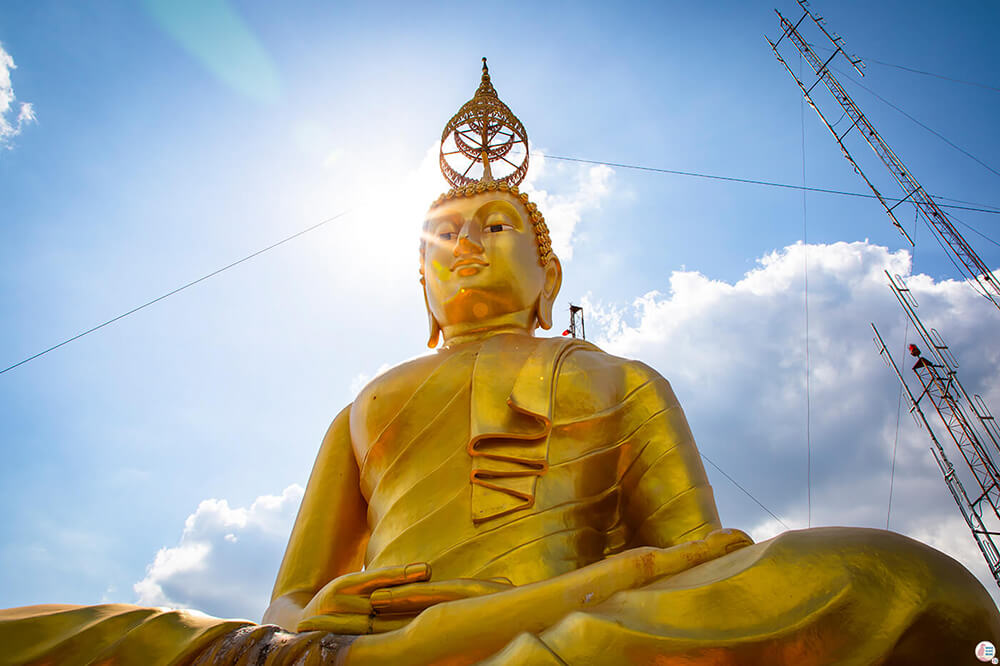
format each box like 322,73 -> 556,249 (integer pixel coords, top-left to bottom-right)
536,257 -> 563,330
421,278 -> 442,347
427,313 -> 441,348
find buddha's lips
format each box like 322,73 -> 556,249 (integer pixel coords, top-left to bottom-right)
452,257 -> 489,272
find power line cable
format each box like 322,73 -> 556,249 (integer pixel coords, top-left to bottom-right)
543,155 -> 1000,215
833,66 -> 1000,180
0,210 -> 351,376
951,214 -> 1000,249
886,359 -> 905,529
701,453 -> 790,530
811,44 -> 1000,93
866,57 -> 1000,94
933,194 -> 1000,212
887,211 -> 919,530
800,61 -> 813,529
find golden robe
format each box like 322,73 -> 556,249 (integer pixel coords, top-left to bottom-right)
276,333 -> 723,596
3,334 -> 998,665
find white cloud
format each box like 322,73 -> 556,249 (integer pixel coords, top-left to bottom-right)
522,148 -> 614,261
748,516 -> 794,544
585,240 -> 1000,602
0,42 -> 35,148
133,484 -> 303,621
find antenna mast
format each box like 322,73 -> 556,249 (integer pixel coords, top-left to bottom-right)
872,323 -> 1000,586
564,304 -> 586,340
767,1 -> 1000,310
873,272 -> 1000,585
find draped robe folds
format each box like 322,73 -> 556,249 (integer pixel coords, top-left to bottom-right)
351,334 -> 722,584
2,334 -> 998,665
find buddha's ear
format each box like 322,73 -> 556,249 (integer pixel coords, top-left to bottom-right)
421,277 -> 442,348
536,257 -> 563,330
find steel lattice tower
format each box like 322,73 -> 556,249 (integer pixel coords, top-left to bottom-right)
768,0 -> 1000,310
872,272 -> 1000,586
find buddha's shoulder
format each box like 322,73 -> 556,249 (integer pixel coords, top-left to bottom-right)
350,351 -> 466,428
556,342 -> 677,414
561,342 -> 669,387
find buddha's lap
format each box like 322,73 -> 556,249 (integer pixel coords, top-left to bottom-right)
343,526 -> 1000,664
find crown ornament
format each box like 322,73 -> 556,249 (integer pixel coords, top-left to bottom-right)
439,58 -> 529,189
425,59 -> 552,267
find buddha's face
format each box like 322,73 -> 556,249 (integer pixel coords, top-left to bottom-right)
422,191 -> 560,344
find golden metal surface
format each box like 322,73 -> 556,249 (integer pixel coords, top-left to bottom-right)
2,61 -> 999,665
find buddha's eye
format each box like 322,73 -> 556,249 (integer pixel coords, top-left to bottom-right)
484,223 -> 511,234
438,231 -> 458,241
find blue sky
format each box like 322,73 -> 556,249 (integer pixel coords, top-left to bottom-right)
2,0 -> 999,619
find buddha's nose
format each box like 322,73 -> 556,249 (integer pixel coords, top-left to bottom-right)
455,220 -> 484,255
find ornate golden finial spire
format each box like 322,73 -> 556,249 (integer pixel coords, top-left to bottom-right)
476,57 -> 497,97
439,58 -> 529,189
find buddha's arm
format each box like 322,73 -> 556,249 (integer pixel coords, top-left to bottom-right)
619,363 -> 723,548
263,405 -> 371,630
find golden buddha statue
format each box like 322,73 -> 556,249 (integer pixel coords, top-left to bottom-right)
3,59 -> 998,665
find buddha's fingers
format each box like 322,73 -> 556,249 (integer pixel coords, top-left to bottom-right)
296,613 -> 413,635
650,528 -> 755,578
296,613 -> 369,635
600,529 -> 754,587
335,562 -> 431,596
370,579 -> 514,615
307,594 -> 371,616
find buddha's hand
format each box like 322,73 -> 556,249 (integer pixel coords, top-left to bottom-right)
658,528 -> 755,568
697,528 -> 754,558
605,528 -> 754,579
295,563 -> 513,635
